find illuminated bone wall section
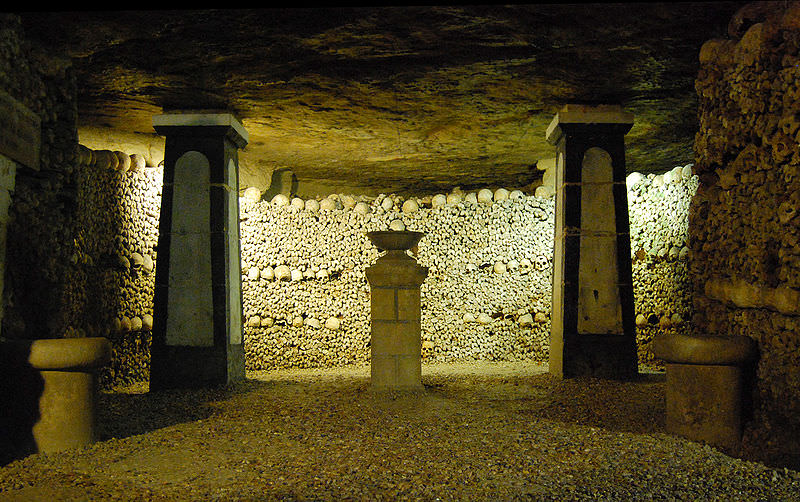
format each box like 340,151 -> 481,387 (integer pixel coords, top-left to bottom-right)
71,144 -> 695,386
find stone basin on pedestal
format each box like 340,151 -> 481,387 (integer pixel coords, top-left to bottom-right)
365,231 -> 428,391
367,230 -> 424,252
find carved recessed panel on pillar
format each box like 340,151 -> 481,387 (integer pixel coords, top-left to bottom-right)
166,151 -> 214,347
577,147 -> 622,335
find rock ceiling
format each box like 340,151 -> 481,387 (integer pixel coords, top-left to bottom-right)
19,4 -> 745,195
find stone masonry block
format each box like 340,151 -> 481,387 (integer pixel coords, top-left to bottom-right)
370,287 -> 397,321
396,288 -> 421,320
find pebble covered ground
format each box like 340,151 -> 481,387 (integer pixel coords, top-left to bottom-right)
1,362 -> 798,501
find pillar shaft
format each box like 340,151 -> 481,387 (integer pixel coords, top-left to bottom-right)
150,113 -> 247,390
366,251 -> 428,390
546,104 -> 637,379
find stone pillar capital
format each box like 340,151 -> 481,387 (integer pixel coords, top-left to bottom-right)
366,252 -> 428,288
546,104 -> 634,145
153,112 -> 248,149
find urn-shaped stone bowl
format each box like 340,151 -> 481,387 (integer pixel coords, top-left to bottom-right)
367,230 -> 424,251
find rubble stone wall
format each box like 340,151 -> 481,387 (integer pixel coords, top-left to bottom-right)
691,3 -> 800,463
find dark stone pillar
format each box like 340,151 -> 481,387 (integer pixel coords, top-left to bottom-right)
546,104 -> 638,380
149,112 -> 247,390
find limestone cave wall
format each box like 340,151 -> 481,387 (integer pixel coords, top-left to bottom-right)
691,3 -> 800,464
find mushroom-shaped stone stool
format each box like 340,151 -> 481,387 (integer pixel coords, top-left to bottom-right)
651,333 -> 757,450
1,337 -> 111,457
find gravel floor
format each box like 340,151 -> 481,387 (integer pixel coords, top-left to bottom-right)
0,362 -> 798,501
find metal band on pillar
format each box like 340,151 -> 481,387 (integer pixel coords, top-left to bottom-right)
150,112 -> 247,389
546,104 -> 638,380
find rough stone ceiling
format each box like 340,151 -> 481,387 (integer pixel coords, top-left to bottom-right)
19,3 -> 745,195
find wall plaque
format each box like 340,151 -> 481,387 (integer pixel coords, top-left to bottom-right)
0,89 -> 40,171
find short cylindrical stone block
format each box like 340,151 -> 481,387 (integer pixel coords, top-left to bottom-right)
366,244 -> 428,391
1,337 -> 111,460
652,333 -> 757,451
35,370 -> 98,452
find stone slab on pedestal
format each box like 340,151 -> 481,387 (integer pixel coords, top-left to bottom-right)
1,337 -> 111,463
653,333 -> 758,451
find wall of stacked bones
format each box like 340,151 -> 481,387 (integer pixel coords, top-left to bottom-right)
690,6 -> 800,462
1,14 -> 83,349
63,144 -> 697,387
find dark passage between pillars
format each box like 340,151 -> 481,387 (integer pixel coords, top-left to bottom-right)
149,113 -> 248,390
546,104 -> 638,380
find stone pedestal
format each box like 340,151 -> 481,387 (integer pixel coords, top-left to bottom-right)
652,333 -> 758,451
150,112 -> 247,390
1,337 -> 111,462
546,104 -> 638,379
366,231 -> 428,390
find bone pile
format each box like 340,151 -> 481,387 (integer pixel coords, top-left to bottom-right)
71,146 -> 161,385
690,7 -> 800,454
240,169 -> 698,371
626,165 -> 697,364
64,143 -> 700,380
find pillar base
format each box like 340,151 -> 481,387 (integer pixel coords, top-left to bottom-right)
551,333 -> 638,380
150,343 -> 244,391
371,354 -> 424,391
